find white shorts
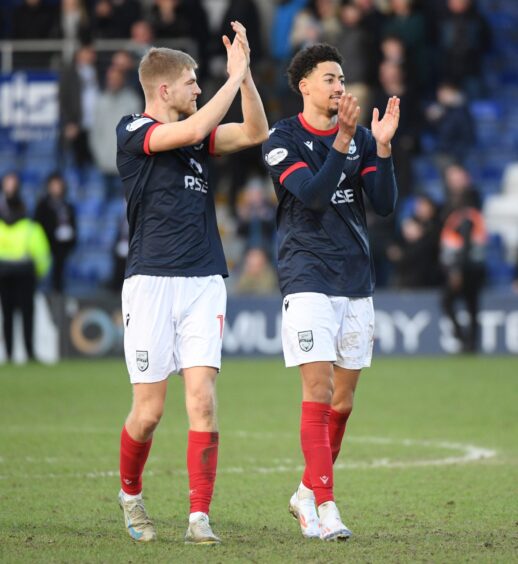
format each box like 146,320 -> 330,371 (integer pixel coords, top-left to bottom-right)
121,275 -> 226,384
281,292 -> 374,370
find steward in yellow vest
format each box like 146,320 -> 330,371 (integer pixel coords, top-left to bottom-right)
0,181 -> 51,362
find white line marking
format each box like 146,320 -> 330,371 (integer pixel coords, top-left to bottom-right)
0,437 -> 497,480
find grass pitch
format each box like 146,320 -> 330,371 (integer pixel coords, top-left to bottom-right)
0,356 -> 517,563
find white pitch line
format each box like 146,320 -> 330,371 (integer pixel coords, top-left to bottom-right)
0,437 -> 497,480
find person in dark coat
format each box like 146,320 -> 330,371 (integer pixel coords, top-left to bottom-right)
34,173 -> 77,294
58,44 -> 99,172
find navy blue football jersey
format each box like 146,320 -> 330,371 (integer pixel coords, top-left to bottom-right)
262,113 -> 397,298
116,113 -> 227,279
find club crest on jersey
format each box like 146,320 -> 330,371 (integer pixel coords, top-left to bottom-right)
189,158 -> 203,175
126,117 -> 153,131
265,148 -> 288,166
298,330 -> 314,352
136,350 -> 149,371
348,139 -> 357,154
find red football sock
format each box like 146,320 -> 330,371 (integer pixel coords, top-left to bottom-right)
328,408 -> 350,462
300,401 -> 334,506
119,426 -> 152,495
187,430 -> 219,515
301,408 -> 350,490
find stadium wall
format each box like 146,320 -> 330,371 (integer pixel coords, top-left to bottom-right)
3,290 -> 516,363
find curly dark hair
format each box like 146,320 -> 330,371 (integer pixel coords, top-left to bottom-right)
287,43 -> 343,95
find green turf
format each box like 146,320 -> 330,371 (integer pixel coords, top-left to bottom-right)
1,357 -> 517,563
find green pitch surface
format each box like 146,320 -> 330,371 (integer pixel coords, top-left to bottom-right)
1,357 -> 517,563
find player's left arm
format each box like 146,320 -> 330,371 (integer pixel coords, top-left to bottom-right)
212,22 -> 269,156
362,96 -> 400,216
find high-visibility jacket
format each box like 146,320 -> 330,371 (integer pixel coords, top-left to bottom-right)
0,218 -> 51,278
440,207 -> 487,269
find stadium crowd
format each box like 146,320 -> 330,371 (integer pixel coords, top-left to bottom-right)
0,0 -> 516,315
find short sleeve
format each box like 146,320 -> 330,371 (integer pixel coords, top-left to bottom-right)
117,116 -> 161,156
262,130 -> 309,186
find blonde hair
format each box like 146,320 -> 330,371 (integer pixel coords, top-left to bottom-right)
138,47 -> 197,100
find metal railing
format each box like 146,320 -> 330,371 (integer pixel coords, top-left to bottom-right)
0,37 -> 198,73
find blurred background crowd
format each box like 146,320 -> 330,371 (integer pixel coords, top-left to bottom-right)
0,0 -> 517,318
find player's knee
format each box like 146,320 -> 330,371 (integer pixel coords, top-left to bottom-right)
304,379 -> 334,404
136,409 -> 163,436
332,399 -> 353,417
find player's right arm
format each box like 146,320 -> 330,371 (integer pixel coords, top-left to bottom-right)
147,34 -> 248,153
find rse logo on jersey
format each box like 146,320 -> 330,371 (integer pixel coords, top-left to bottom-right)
331,171 -> 355,205
185,176 -> 208,193
184,158 -> 208,193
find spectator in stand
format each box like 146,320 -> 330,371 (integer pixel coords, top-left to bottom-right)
234,247 -> 278,295
354,0 -> 386,47
111,49 -> 142,99
425,81 -> 475,169
372,60 -> 419,199
383,0 -> 428,92
271,0 -> 310,65
236,177 -> 276,256
380,34 -> 416,91
90,65 -> 140,200
314,0 -> 341,43
11,0 -> 59,39
128,20 -> 154,60
327,0 -> 376,125
442,163 -> 482,215
440,195 -> 487,352
92,0 -> 119,38
219,0 -> 264,67
270,0 -> 310,117
436,0 -> 492,98
0,173 -> 51,363
386,194 -> 442,288
59,0 -> 91,44
58,43 -> 99,175
34,173 -> 77,294
92,0 -> 142,39
290,1 -> 323,52
150,0 -> 211,80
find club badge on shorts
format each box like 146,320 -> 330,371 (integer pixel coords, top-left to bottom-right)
298,330 -> 314,352
136,350 -> 149,371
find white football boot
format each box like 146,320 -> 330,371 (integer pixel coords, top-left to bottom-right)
118,490 -> 157,542
318,500 -> 352,541
184,513 -> 221,545
289,484 -> 320,539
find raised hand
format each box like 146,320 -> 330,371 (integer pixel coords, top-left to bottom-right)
337,93 -> 360,140
333,93 -> 360,153
222,23 -> 248,81
230,20 -> 250,68
371,96 -> 400,147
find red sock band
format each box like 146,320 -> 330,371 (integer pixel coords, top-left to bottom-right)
119,426 -> 152,495
300,401 -> 334,505
187,430 -> 219,515
301,407 -> 350,490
